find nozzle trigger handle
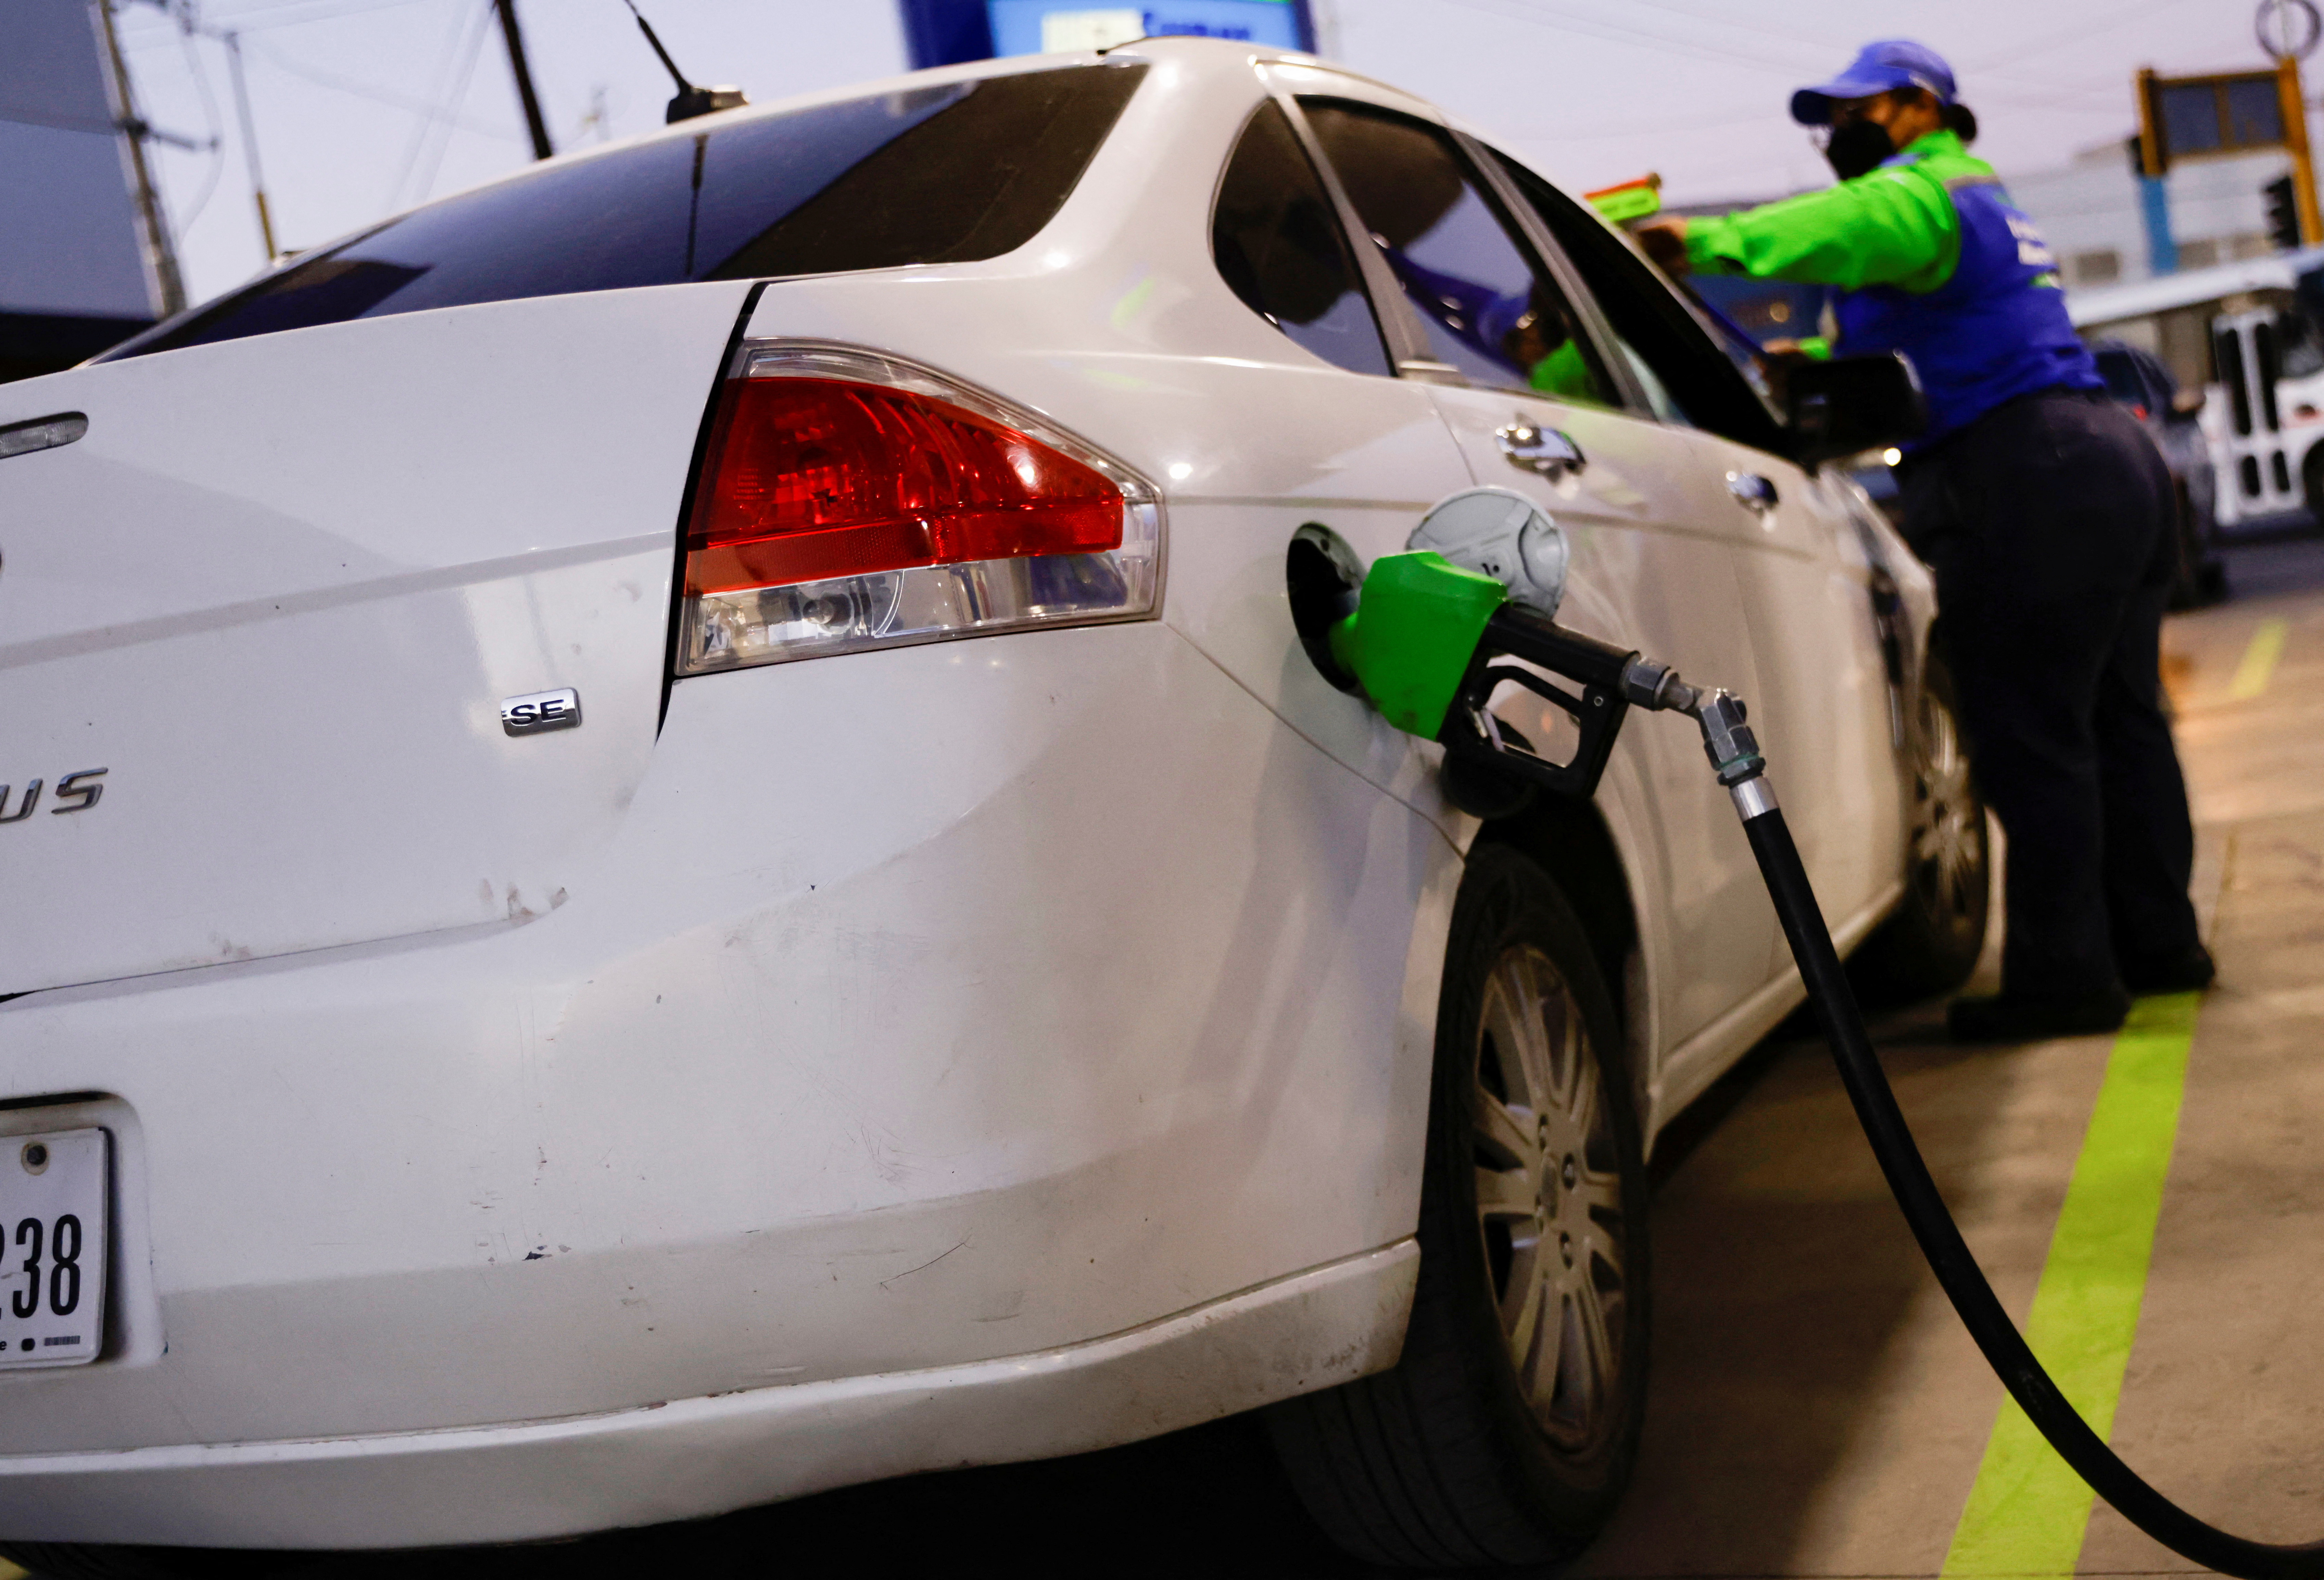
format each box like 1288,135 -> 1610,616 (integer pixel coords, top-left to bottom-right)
1439,604 -> 1638,802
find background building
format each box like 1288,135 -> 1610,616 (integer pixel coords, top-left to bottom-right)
2014,141 -> 2282,290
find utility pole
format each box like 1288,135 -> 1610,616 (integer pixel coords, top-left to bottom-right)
94,0 -> 187,316
493,0 -> 555,161
2275,53 -> 2322,246
2132,70 -> 2180,272
218,31 -> 279,263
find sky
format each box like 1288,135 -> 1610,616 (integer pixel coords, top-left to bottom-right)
113,0 -> 2271,308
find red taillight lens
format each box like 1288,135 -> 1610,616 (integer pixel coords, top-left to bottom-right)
674,346 -> 1161,676
687,378 -> 1125,594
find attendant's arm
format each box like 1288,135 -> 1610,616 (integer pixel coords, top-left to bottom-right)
1684,168 -> 1959,293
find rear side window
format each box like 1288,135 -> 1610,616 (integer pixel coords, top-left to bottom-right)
104,64 -> 1146,361
1492,150 -> 1788,455
1210,101 -> 1390,376
1297,100 -> 1616,405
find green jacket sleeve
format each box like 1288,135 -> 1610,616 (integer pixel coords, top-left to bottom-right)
1685,163 -> 1960,294
1528,339 -> 1601,402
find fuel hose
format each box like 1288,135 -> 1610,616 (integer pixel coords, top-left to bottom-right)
1739,791 -> 2324,1579
1306,542 -> 2324,1575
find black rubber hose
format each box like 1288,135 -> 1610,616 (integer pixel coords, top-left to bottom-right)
1741,803 -> 2324,1579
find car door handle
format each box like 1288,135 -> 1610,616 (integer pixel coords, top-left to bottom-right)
1727,471 -> 1778,514
1495,421 -> 1586,479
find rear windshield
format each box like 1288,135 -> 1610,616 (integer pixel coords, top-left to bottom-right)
103,63 -> 1146,361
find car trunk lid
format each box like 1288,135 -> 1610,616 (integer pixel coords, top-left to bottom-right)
0,281 -> 753,994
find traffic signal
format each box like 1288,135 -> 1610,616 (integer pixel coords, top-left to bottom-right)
2267,174 -> 2303,250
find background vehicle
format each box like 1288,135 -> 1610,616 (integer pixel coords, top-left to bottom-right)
2094,338 -> 2225,604
2069,246 -> 2324,530
0,39 -> 1977,1573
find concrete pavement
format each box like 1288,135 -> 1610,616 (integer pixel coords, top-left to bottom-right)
1575,535 -> 2324,1579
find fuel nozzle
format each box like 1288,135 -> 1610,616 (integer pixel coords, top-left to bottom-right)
1287,512 -> 1738,815
1288,530 -> 1669,810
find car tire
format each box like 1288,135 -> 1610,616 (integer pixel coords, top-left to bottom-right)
1851,653 -> 1990,1002
1264,844 -> 1649,1570
2166,477 -> 2225,610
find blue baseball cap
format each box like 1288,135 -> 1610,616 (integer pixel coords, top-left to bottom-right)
1790,40 -> 1957,125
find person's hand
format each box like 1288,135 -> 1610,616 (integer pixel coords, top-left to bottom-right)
1632,215 -> 1689,275
1756,341 -> 1816,405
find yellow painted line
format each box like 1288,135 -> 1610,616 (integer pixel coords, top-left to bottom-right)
2228,618 -> 2289,701
1940,992 -> 2203,1577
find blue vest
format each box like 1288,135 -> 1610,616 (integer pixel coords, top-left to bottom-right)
1835,156 -> 2101,445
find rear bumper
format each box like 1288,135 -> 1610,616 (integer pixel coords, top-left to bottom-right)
0,1244 -> 1415,1549
0,621 -> 1447,1546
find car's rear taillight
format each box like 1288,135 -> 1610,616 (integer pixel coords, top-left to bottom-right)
675,344 -> 1161,674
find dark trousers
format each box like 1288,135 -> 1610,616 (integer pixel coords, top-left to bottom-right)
1898,389 -> 2202,1001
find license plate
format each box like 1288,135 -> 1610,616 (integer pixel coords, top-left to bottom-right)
0,1129 -> 107,1368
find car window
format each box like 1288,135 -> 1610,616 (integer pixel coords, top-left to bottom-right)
1491,150 -> 1791,456
1296,100 -> 1617,405
2277,304 -> 2324,380
2096,349 -> 2149,409
1211,101 -> 1392,376
105,64 -> 1147,361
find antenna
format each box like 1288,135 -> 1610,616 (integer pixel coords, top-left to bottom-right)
621,1 -> 746,123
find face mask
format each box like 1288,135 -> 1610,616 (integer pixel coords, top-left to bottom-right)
1824,118 -> 1895,180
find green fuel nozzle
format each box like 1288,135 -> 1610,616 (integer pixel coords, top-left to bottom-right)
1324,551 -> 1512,742
1289,533 -> 1719,813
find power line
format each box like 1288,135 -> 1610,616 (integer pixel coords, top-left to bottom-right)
248,31 -> 517,136
1447,0 -> 2208,116
1434,0 -> 1814,78
121,0 -> 437,47
1498,105 -> 1786,142
398,0 -> 495,209
387,0 -> 489,210
122,0 -> 439,38
169,9 -> 229,232
1571,0 -> 1868,56
220,29 -> 281,259
1959,0 -> 2209,73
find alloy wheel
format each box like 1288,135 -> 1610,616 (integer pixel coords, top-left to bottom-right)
1908,687 -> 1984,952
1469,943 -> 1628,1451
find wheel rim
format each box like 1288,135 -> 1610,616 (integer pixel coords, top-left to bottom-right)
1470,943 -> 1627,1451
1909,687 -> 1984,946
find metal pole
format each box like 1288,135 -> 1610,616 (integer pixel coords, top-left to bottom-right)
493,0 -> 555,161
219,31 -> 278,263
2134,67 -> 2166,178
93,0 -> 187,316
2277,55 -> 2323,246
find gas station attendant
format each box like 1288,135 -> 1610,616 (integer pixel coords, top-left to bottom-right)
1638,40 -> 2213,1041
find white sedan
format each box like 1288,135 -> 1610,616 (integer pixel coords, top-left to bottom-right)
0,37 -> 1985,1573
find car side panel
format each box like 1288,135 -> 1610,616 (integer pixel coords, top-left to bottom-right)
0,622 -> 1442,1451
1428,390 -> 1780,1061
1712,444 -> 1905,956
